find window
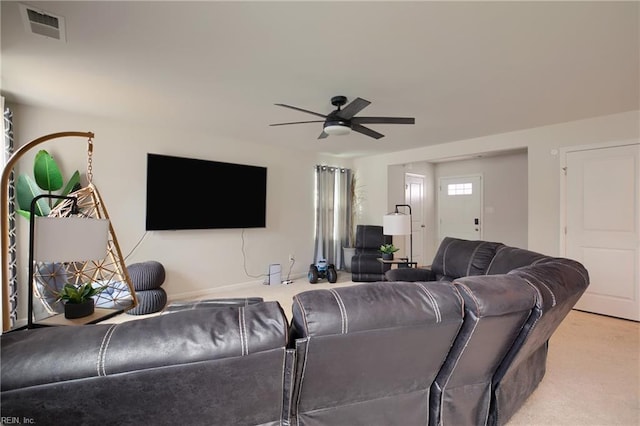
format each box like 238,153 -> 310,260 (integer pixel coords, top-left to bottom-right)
448,183 -> 473,195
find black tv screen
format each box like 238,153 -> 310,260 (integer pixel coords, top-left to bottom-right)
145,153 -> 267,230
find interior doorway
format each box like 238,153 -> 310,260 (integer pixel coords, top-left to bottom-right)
562,141 -> 640,321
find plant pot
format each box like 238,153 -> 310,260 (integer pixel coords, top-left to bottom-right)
382,253 -> 394,261
64,299 -> 95,319
343,247 -> 356,272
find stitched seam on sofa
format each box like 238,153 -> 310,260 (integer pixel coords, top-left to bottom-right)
415,282 -> 441,323
436,285 -> 479,415
493,279 -> 542,419
458,283 -> 481,317
518,272 -> 557,308
546,259 -> 590,287
520,278 -> 544,311
466,243 -> 484,276
485,245 -> 506,275
293,295 -> 311,337
494,388 -> 502,425
531,257 -> 550,266
442,239 -> 455,277
279,348 -> 288,425
432,381 -> 444,426
97,324 -> 119,376
294,337 -> 311,420
329,289 -> 348,334
239,307 -> 248,355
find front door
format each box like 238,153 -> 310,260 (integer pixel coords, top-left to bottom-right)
438,175 -> 482,243
563,142 -> 640,321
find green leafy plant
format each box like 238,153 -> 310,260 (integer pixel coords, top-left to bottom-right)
15,150 -> 81,220
379,244 -> 399,254
56,283 -> 107,305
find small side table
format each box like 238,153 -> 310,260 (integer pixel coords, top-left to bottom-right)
377,258 -> 418,268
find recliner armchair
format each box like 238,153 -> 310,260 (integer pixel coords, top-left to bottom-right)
350,225 -> 392,282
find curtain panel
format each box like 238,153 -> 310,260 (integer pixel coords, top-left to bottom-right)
313,165 -> 352,270
3,103 -> 17,327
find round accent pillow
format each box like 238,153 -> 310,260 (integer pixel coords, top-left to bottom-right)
128,288 -> 167,315
127,261 -> 165,291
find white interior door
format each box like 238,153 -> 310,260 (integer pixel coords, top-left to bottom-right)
438,175 -> 482,243
563,143 -> 640,321
405,174 -> 425,266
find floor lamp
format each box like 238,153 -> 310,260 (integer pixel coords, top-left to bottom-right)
383,204 -> 413,263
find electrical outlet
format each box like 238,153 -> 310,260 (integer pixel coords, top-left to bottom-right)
289,253 -> 295,262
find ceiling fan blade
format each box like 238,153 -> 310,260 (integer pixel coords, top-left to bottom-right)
351,117 -> 415,125
270,120 -> 325,126
318,131 -> 329,139
352,123 -> 384,140
337,97 -> 371,120
274,103 -> 327,119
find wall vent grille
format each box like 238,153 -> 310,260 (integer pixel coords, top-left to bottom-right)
19,3 -> 66,42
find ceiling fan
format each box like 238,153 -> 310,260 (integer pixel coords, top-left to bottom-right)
270,95 -> 415,140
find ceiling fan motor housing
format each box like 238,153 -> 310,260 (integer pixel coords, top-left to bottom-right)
323,110 -> 351,135
331,95 -> 348,108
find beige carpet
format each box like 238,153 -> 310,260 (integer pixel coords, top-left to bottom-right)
104,274 -> 640,425
507,309 -> 639,426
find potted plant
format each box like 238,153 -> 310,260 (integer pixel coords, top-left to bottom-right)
57,282 -> 107,319
379,244 -> 399,260
16,149 -> 81,220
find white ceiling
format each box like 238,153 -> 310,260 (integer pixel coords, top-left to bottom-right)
1,1 -> 638,158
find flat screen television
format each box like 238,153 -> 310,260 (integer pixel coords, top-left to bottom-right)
145,153 -> 267,230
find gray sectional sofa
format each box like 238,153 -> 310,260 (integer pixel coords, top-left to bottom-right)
0,238 -> 589,426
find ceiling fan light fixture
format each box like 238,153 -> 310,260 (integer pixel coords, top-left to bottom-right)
271,96 -> 415,140
323,121 -> 351,136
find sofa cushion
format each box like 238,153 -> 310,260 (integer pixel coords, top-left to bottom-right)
431,237 -> 504,280
291,282 -> 463,338
485,245 -> 549,275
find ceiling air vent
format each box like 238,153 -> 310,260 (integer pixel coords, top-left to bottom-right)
19,3 -> 66,42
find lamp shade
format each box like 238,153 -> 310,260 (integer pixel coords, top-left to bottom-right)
34,216 -> 110,262
383,213 -> 411,235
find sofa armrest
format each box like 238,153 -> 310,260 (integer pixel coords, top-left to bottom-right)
385,267 -> 436,282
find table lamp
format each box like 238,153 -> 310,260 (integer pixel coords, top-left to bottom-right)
383,204 -> 412,263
